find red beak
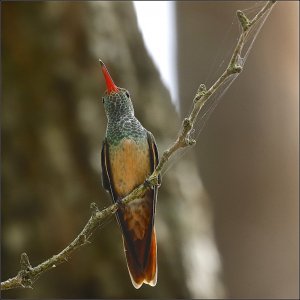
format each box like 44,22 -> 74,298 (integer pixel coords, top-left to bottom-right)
99,60 -> 119,93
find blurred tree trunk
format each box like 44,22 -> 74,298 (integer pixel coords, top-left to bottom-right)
177,1 -> 298,299
2,1 -> 223,298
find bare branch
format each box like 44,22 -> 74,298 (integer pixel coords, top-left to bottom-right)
1,1 -> 276,291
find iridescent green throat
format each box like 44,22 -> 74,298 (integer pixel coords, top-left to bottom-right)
106,115 -> 147,146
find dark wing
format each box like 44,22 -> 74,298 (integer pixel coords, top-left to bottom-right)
147,131 -> 161,185
101,138 -> 113,194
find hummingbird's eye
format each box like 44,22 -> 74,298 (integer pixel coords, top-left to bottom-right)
125,91 -> 130,98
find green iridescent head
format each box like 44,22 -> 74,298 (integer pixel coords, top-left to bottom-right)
102,88 -> 134,119
100,60 -> 134,120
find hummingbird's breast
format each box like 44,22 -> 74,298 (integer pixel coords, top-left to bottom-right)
109,138 -> 151,197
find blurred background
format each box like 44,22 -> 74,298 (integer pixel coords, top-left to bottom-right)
1,1 -> 298,299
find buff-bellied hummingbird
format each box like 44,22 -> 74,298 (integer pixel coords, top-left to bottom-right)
100,60 -> 160,288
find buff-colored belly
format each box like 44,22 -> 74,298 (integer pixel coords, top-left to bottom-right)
109,138 -> 150,197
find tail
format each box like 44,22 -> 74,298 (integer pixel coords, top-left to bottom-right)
123,228 -> 157,289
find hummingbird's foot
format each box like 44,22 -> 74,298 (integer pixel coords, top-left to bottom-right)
145,175 -> 160,189
144,178 -> 152,189
116,198 -> 125,210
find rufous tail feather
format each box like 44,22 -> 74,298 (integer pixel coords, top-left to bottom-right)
123,229 -> 157,289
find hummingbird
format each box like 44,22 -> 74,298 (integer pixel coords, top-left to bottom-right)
100,60 -> 160,289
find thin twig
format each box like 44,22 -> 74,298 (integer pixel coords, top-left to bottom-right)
1,1 -> 276,291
